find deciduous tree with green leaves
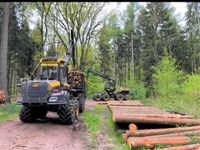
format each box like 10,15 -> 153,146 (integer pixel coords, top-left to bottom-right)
152,51 -> 183,99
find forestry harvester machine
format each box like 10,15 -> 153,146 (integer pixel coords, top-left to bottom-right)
87,68 -> 129,101
16,30 -> 87,124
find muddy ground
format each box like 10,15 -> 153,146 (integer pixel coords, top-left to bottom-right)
0,100 -> 98,150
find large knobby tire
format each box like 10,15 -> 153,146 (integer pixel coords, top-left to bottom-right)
79,98 -> 85,113
93,93 -> 102,101
102,93 -> 110,101
19,106 -> 37,123
58,104 -> 75,125
116,94 -> 124,101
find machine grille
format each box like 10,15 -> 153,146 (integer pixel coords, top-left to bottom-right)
27,82 -> 48,100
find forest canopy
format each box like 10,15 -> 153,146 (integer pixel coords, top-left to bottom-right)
0,2 -> 199,100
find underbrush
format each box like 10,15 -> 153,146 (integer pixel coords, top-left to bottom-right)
86,75 -> 105,99
0,103 -> 20,121
142,73 -> 200,118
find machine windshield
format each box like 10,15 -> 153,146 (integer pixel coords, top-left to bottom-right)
39,65 -> 58,80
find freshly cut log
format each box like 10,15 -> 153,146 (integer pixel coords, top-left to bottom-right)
113,114 -> 200,125
129,130 -> 200,140
127,136 -> 200,149
126,130 -> 134,137
110,106 -> 185,115
107,101 -> 143,107
97,101 -> 108,104
118,113 -> 193,119
129,125 -> 200,137
123,130 -> 134,141
110,106 -> 162,111
161,144 -> 200,150
129,123 -> 137,132
107,100 -> 143,106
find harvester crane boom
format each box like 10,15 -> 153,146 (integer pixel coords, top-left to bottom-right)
87,68 -> 111,80
64,30 -> 75,67
87,68 -> 116,94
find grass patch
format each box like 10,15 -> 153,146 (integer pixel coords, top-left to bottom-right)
83,104 -> 135,150
106,108 -> 130,150
142,96 -> 200,119
82,105 -> 104,141
0,103 -> 20,122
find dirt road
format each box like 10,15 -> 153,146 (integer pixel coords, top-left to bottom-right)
0,100 -> 98,150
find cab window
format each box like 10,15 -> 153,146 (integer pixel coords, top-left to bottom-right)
40,66 -> 58,80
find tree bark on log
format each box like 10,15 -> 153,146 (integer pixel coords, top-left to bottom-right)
113,113 -> 193,119
128,130 -> 200,139
129,125 -> 200,137
113,114 -> 200,125
127,136 -> 200,149
0,2 -> 10,99
161,144 -> 200,150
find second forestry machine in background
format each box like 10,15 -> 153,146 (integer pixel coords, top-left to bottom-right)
87,67 -> 129,101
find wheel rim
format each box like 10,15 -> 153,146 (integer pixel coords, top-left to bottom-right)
95,95 -> 101,101
104,96 -> 110,101
117,96 -> 123,101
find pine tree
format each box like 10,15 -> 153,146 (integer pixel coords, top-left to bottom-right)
97,23 -> 111,75
123,2 -> 141,81
137,2 -> 184,96
186,2 -> 200,74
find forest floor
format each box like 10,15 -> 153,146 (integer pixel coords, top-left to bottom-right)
0,100 -> 129,150
0,100 -> 128,150
0,101 -> 97,150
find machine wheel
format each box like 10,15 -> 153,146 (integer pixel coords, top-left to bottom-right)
93,93 -> 102,101
19,105 -> 37,123
116,94 -> 124,101
102,94 -> 110,101
58,104 -> 75,125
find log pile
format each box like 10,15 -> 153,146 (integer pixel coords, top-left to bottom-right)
124,124 -> 200,149
67,70 -> 86,90
107,100 -> 200,149
109,101 -> 199,126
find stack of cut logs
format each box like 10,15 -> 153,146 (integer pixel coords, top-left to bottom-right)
123,123 -> 200,149
107,100 -> 200,149
67,70 -> 86,89
0,89 -> 5,103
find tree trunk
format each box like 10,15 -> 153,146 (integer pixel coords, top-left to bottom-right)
131,34 -> 134,81
0,2 -> 10,99
128,54 -> 130,80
